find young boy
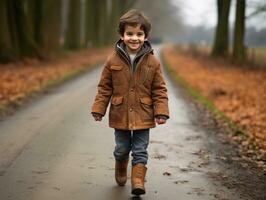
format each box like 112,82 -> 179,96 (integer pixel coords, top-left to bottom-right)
91,9 -> 169,196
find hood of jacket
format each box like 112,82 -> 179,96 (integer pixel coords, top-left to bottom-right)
115,39 -> 153,71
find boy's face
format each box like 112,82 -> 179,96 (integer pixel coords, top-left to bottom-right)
121,24 -> 146,54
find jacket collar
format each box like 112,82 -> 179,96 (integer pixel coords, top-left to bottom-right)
115,39 -> 153,70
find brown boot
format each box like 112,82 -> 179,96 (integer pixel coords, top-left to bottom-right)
115,160 -> 128,186
131,163 -> 147,195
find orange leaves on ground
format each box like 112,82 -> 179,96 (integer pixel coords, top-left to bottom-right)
0,48 -> 111,108
163,45 -> 266,150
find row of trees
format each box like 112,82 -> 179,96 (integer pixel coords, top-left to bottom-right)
0,0 -> 134,62
212,0 -> 265,61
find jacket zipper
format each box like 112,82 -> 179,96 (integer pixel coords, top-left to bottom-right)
116,46 -> 152,129
133,50 -> 152,75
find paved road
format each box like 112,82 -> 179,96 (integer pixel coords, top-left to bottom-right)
0,46 -> 249,200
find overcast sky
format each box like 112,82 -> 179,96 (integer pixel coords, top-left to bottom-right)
171,0 -> 266,30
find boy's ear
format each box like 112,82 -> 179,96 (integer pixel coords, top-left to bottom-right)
120,36 -> 124,40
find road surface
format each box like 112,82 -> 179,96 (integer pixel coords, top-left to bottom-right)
0,46 -> 265,200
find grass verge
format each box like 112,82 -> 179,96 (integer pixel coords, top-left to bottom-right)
160,51 -> 250,139
161,49 -> 266,163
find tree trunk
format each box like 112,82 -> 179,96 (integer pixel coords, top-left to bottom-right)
84,0 -> 135,47
232,0 -> 246,61
85,0 -> 97,47
42,0 -> 62,52
87,0 -> 106,47
27,0 -> 44,47
109,0 -> 123,42
98,0 -> 108,46
0,0 -> 13,62
6,0 -> 20,56
6,0 -> 41,58
64,0 -> 81,49
12,0 -> 34,56
211,0 -> 231,57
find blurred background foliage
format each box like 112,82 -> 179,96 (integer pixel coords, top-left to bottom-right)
0,0 -> 134,62
0,0 -> 265,64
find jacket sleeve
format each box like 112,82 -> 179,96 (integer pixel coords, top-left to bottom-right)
91,60 -> 113,116
151,62 -> 169,118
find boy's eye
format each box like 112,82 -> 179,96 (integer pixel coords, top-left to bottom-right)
126,32 -> 133,36
137,33 -> 144,36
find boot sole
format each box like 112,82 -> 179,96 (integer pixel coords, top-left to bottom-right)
116,182 -> 126,186
115,177 -> 127,186
131,188 -> 145,195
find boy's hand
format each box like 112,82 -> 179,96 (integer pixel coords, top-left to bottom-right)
155,115 -> 168,125
92,113 -> 103,121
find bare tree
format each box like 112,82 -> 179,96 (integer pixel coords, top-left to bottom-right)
212,0 -> 231,57
0,0 -> 13,61
232,0 -> 246,61
42,0 -> 62,52
247,2 -> 266,18
6,0 -> 43,58
27,0 -> 44,47
64,0 -> 81,49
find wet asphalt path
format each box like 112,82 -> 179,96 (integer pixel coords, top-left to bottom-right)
0,46 -> 248,200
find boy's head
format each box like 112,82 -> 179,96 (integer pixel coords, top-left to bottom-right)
118,9 -> 151,39
118,9 -> 151,54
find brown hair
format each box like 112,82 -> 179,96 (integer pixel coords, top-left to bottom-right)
118,9 -> 151,38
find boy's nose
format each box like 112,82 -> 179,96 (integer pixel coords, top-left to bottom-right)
132,35 -> 138,40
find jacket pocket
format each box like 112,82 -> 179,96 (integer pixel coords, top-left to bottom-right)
111,96 -> 123,105
139,97 -> 154,120
139,97 -> 153,106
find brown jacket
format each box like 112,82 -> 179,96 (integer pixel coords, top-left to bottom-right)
91,40 -> 169,130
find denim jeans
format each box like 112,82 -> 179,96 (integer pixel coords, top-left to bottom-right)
113,129 -> 150,166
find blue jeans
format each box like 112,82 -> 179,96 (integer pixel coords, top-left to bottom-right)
113,129 -> 150,166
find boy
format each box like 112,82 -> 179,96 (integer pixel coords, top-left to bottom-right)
91,9 -> 169,196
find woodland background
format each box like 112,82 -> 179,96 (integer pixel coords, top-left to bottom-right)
0,0 -> 265,162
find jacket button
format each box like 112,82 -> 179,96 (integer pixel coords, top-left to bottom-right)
129,108 -> 133,112
130,88 -> 134,92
